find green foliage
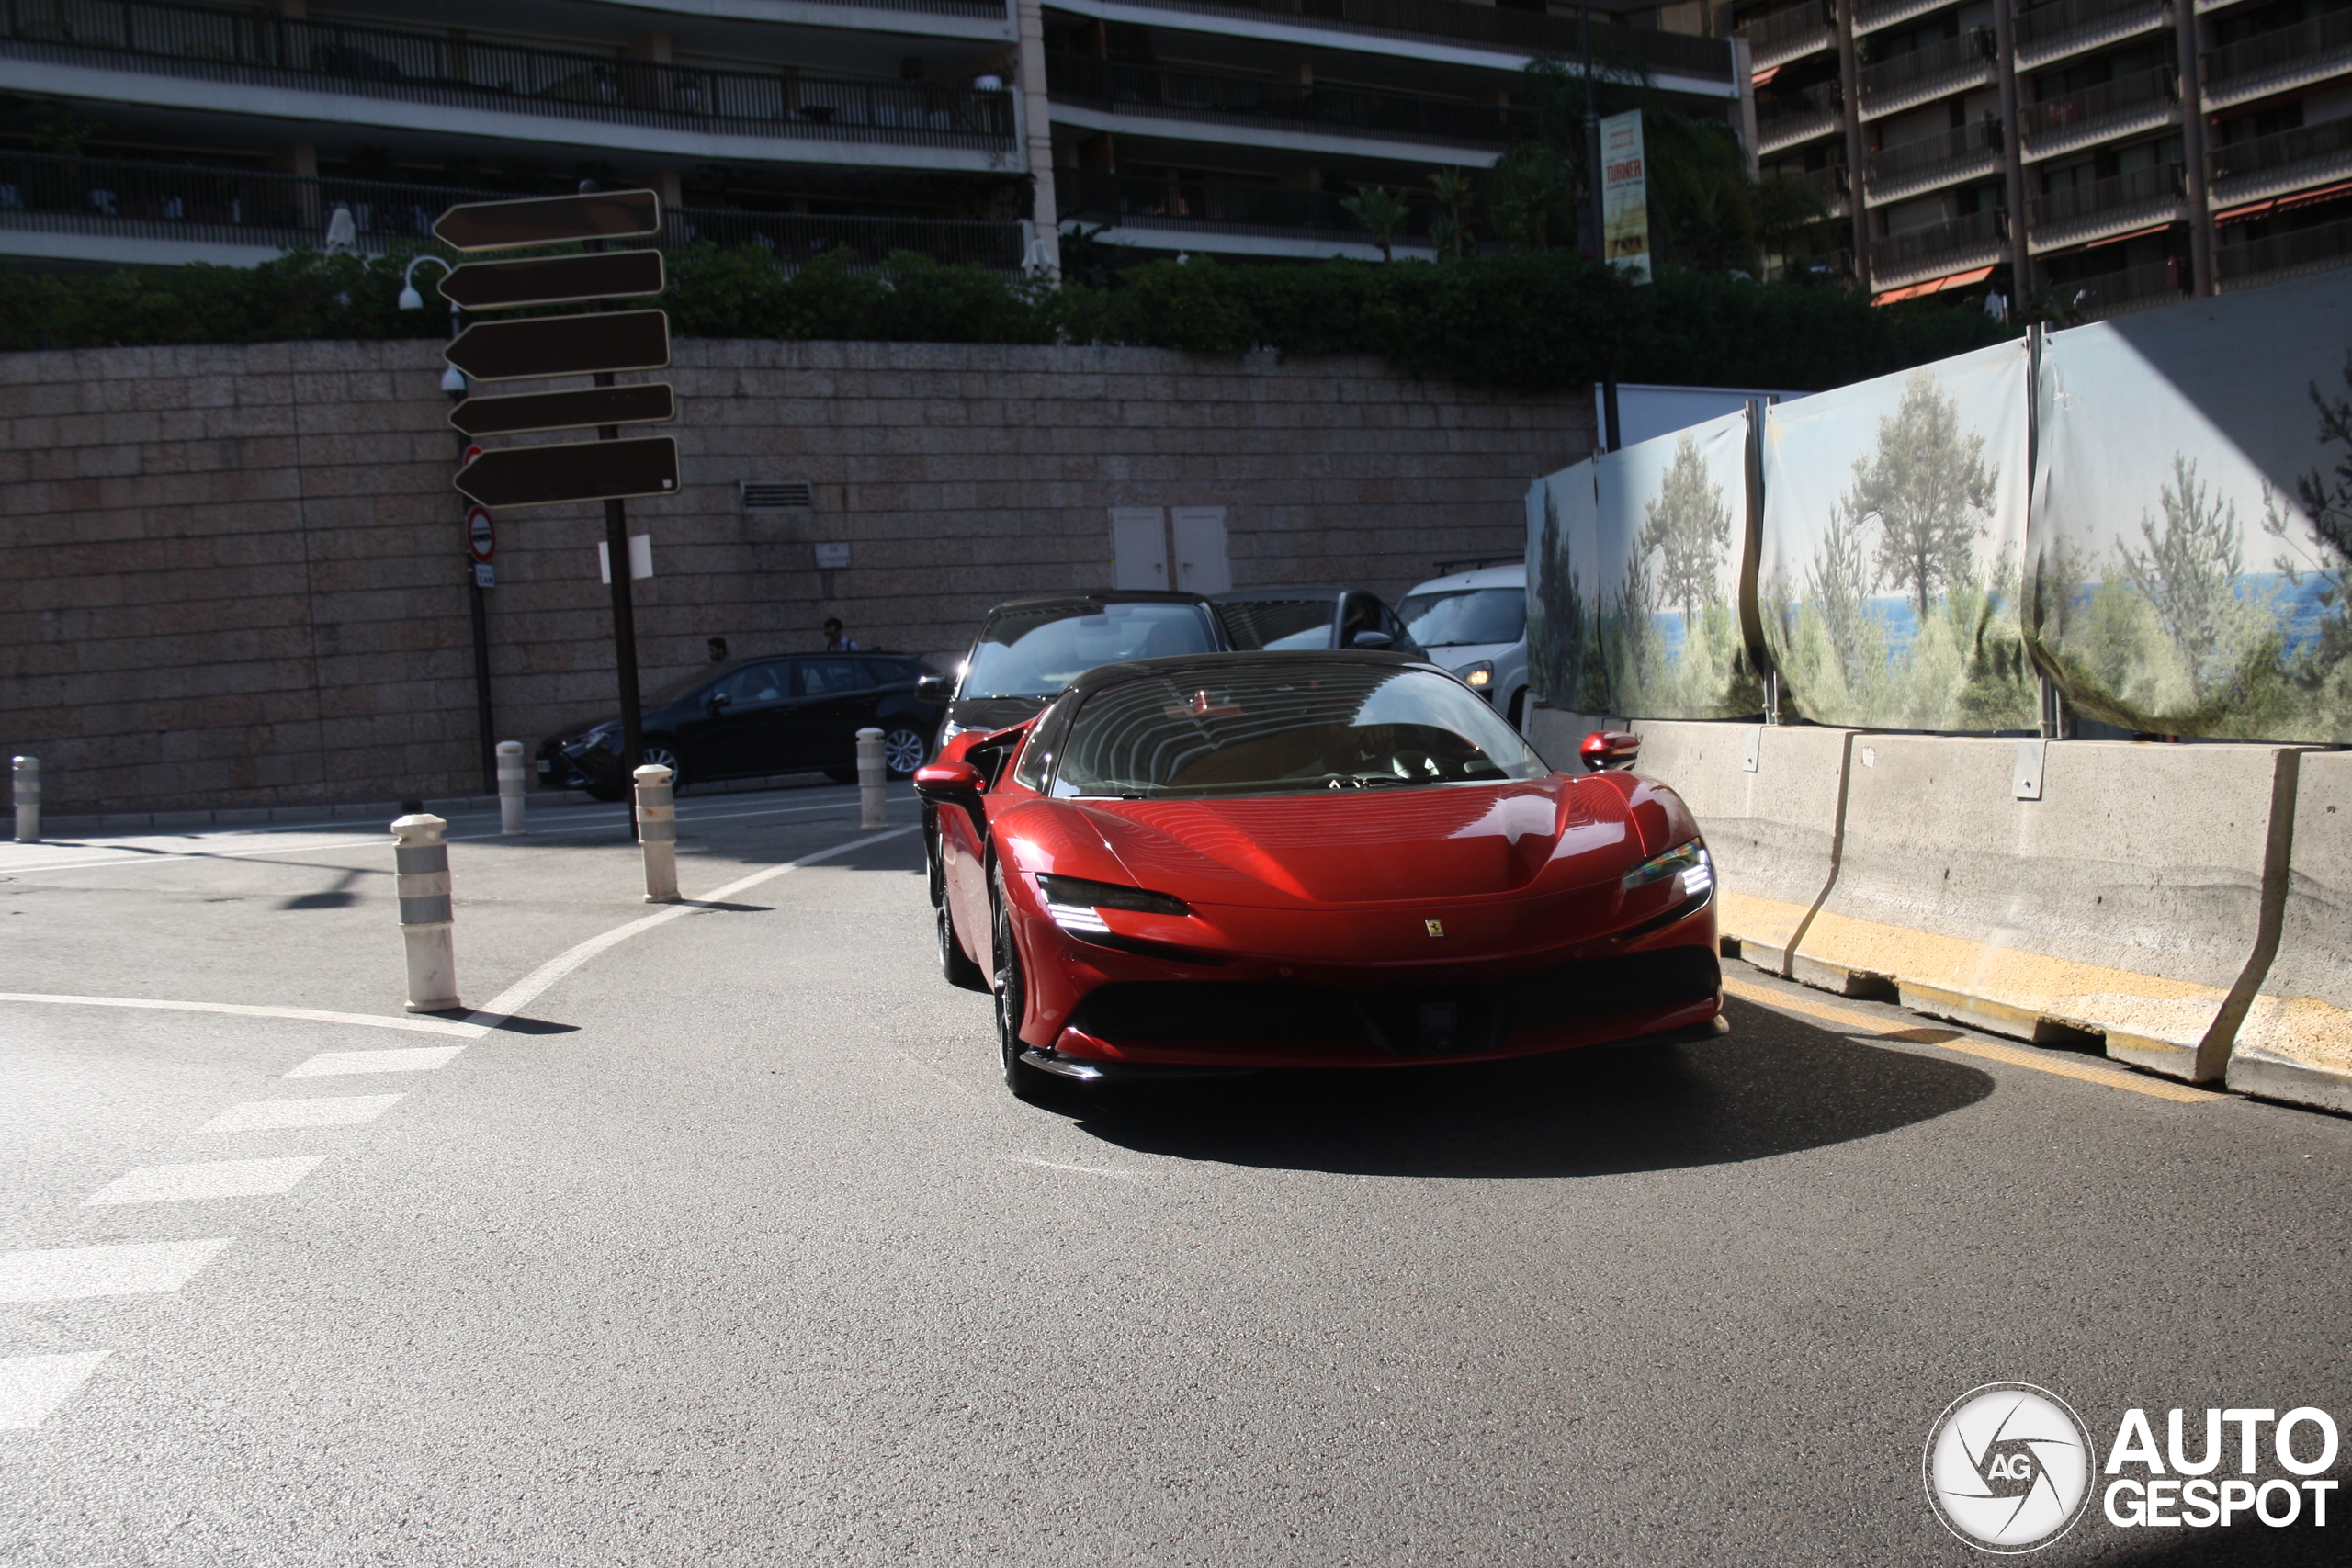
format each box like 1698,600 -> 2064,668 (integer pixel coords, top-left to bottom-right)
1337,186 -> 1412,263
1846,370 -> 1999,621
0,244 -> 2012,395
1638,433 -> 1733,629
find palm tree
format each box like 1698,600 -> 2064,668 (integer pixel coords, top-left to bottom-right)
1339,185 -> 1412,262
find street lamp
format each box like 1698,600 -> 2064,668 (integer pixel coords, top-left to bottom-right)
399,254 -> 469,395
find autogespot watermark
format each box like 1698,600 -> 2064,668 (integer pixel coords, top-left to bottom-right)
1924,1385 -> 2340,1553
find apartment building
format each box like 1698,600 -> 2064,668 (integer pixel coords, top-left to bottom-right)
1731,0 -> 2352,314
0,0 -> 1745,276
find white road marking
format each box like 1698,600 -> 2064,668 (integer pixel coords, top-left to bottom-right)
468,823 -> 923,1027
0,993 -> 484,1037
87,1156 -> 324,1204
0,1239 -> 232,1303
284,1046 -> 466,1077
0,1351 -> 112,1429
1009,1156 -> 1143,1180
200,1095 -> 403,1133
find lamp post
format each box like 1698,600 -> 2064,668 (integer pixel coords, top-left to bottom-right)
401,254 -> 499,793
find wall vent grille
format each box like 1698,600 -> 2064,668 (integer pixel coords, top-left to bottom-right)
741,479 -> 813,509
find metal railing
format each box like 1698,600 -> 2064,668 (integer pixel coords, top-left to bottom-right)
2014,0 -> 2170,52
2201,9 -> 2352,96
1857,28 -> 1996,103
2216,213 -> 2352,287
0,0 -> 1016,149
1738,3 -> 1833,67
2028,161 -> 2182,228
1758,78 -> 1843,125
1869,208 -> 2006,275
1055,168 -> 1440,243
2209,115 -> 2352,188
2052,256 -> 2192,319
1764,163 -> 1849,206
1096,0 -> 1734,75
1865,119 -> 2002,186
0,152 -> 1029,269
1046,51 -> 1530,146
2018,64 -> 2176,141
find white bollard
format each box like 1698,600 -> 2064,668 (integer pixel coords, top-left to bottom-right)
855,727 -> 887,829
12,755 -> 37,844
634,763 -> 680,904
496,740 -> 526,836
390,814 -> 460,1013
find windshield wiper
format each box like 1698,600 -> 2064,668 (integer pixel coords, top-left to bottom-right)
1328,774 -> 1412,790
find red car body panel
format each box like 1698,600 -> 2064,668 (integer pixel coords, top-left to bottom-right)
932,711 -> 1722,1072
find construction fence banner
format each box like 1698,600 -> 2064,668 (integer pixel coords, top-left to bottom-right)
1525,457 -> 1608,713
1596,409 -> 1764,720
2029,269 -> 2352,744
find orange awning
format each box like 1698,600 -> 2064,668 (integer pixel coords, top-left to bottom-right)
2085,221 -> 2177,250
1871,265 -> 1994,306
1752,64 -> 1781,87
2214,177 -> 2352,225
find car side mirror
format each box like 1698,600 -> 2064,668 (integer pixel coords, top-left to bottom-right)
1350,630 -> 1394,649
707,691 -> 732,710
913,760 -> 985,798
1580,730 -> 1640,772
916,674 -> 954,702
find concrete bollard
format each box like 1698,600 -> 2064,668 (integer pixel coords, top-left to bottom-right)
634,763 -> 680,904
855,727 -> 888,830
390,814 -> 460,1013
12,755 -> 37,844
496,740 -> 526,836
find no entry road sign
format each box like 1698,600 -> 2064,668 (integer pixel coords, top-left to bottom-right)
453,436 -> 679,509
444,310 -> 669,382
449,384 -> 675,439
438,250 -> 664,311
433,189 -> 661,252
466,506 -> 495,563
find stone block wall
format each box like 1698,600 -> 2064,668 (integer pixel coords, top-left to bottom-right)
0,337 -> 1591,814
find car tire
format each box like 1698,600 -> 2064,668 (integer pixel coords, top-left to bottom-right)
990,863 -> 1053,1101
639,741 -> 685,793
880,724 -> 929,779
939,898 -> 989,992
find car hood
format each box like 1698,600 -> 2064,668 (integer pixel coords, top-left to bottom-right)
1425,640 -> 1520,672
947,694 -> 1049,734
1018,774 -> 1683,909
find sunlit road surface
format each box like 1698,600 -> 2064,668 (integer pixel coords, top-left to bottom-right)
3,784 -> 2345,1566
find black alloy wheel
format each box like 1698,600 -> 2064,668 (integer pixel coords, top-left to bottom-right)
990,863 -> 1052,1100
880,724 -> 929,779
938,896 -> 988,992
639,742 -> 685,793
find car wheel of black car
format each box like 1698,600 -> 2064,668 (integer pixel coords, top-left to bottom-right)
991,863 -> 1052,1101
938,897 -> 988,993
880,724 -> 928,778
639,742 -> 685,792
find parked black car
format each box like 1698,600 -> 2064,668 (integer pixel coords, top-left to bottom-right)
919,590 -> 1232,750
1210,585 -> 1425,658
539,652 -> 944,799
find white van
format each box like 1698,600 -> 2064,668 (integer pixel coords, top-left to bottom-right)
1396,561 -> 1530,728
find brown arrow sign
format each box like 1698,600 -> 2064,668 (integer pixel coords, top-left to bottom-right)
437,250 -> 664,311
433,189 -> 661,252
453,437 -> 679,509
443,310 -> 669,382
448,384 -> 675,439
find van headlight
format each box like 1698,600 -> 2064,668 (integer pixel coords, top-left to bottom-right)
1623,840 -> 1712,901
1457,660 -> 1494,688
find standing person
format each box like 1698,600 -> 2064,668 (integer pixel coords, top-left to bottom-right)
822,617 -> 863,652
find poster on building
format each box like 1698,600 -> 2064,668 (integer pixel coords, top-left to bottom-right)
1525,457 -> 1610,713
2030,270 -> 2352,742
1599,109 -> 1650,284
1593,410 -> 1763,718
1758,339 -> 2035,731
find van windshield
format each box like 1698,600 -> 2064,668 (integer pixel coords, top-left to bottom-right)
961,603 -> 1217,699
1397,587 -> 1525,649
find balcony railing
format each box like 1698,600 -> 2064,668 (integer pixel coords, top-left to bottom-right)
1856,28 -> 1996,109
2013,0 -> 2170,61
2028,161 -> 2183,228
1869,208 -> 2007,278
0,0 -> 1016,150
0,152 -> 1028,269
2052,256 -> 2192,320
1738,4 -> 1833,69
2201,9 -> 2352,100
2018,65 -> 2176,143
1097,0 -> 1734,77
1865,119 -> 2003,198
1046,51 -> 1530,146
2209,116 -> 2352,194
1757,78 -> 1844,151
1055,168 -> 1439,243
2216,213 -> 2352,288
1764,163 -> 1850,209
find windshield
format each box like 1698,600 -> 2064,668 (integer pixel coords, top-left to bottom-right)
1397,587 -> 1526,649
1053,665 -> 1546,799
1216,599 -> 1334,651
960,603 -> 1216,700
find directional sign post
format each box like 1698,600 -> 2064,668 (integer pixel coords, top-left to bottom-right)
433,185 -> 675,834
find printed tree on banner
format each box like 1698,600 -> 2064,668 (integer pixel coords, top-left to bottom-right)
1806,499 -> 1878,699
2268,349 -> 2352,678
1638,434 -> 1732,635
2119,456 -> 2247,703
1843,370 -> 1998,621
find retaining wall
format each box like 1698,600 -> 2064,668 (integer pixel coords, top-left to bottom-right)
2230,750 -> 2352,1111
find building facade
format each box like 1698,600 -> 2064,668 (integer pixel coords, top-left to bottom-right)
1731,0 -> 2352,313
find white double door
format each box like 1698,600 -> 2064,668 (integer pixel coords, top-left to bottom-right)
1110,506 -> 1230,593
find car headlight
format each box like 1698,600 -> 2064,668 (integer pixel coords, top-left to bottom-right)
1623,839 -> 1713,901
1038,873 -> 1191,932
1457,660 -> 1494,688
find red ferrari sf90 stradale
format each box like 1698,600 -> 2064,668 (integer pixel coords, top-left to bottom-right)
915,651 -> 1724,1100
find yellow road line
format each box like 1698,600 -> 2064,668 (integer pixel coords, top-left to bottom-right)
1721,976 -> 2225,1105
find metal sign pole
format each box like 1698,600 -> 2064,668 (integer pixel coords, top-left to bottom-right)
582,197 -> 645,841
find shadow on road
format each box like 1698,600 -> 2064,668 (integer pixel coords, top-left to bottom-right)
1067,1008 -> 1995,1179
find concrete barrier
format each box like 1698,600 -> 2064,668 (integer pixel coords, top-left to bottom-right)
1627,720 -> 1856,986
1786,736 -> 2297,1082
2228,750 -> 2352,1111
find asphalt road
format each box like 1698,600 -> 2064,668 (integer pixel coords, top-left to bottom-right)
2,782 -> 2346,1566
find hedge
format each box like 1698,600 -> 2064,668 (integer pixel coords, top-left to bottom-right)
0,246 -> 2012,393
